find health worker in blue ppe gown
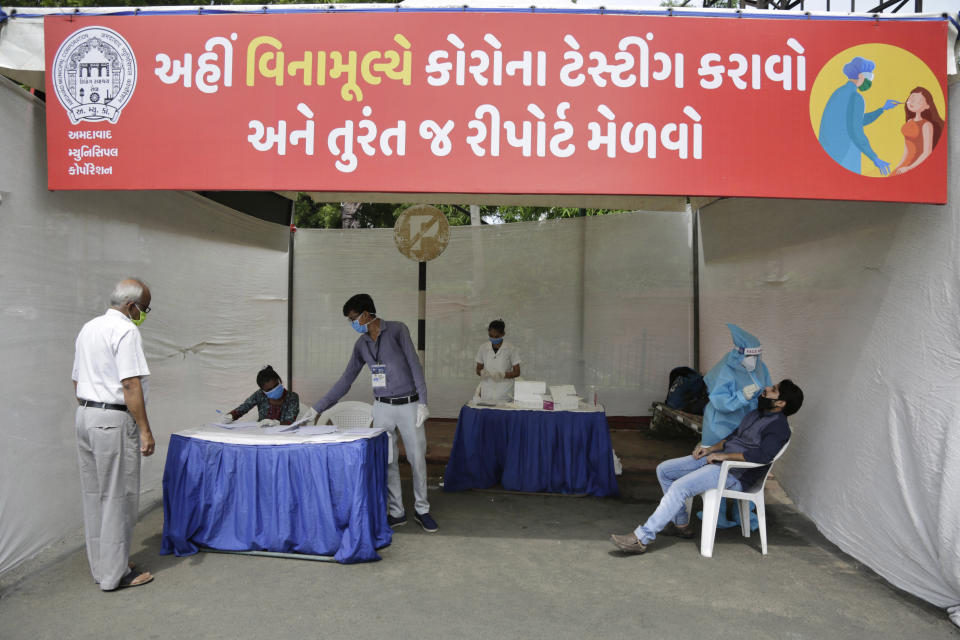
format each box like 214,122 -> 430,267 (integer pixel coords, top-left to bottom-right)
817,56 -> 901,176
701,323 -> 772,529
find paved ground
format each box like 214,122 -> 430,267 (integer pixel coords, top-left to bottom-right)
1,425 -> 955,640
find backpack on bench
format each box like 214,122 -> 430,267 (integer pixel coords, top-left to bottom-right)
665,366 -> 708,416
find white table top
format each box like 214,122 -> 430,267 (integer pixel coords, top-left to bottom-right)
465,401 -> 605,414
175,424 -> 389,446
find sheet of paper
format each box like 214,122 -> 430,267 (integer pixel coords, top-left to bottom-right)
289,413 -> 316,428
293,425 -> 338,436
209,421 -> 260,429
261,424 -> 300,434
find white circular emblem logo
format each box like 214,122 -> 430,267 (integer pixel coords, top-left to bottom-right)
52,26 -> 137,125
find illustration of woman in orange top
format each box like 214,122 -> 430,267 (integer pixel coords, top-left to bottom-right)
893,87 -> 944,176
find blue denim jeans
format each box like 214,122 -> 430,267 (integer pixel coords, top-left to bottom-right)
633,455 -> 742,544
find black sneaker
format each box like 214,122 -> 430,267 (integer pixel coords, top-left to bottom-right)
387,513 -> 407,527
414,512 -> 439,532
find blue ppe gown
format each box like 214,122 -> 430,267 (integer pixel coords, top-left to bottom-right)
702,327 -> 772,447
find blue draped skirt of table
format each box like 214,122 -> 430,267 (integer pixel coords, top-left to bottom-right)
161,432 -> 392,563
443,406 -> 619,496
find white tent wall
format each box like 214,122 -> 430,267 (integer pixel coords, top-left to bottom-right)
0,76 -> 290,576
696,80 -> 960,608
292,211 -> 693,417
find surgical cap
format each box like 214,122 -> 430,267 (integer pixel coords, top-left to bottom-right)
843,56 -> 876,80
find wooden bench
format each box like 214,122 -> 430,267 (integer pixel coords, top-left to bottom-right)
650,401 -> 703,436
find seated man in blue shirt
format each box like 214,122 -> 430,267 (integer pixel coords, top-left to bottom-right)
610,379 -> 803,554
312,293 -> 438,533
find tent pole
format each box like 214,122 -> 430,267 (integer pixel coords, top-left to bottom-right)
418,261 -> 426,369
692,205 -> 700,373
288,199 -> 295,385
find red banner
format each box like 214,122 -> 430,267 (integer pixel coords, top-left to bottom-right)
44,12 -> 948,202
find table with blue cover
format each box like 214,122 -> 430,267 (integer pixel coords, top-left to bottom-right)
161,425 -> 392,564
443,404 -> 619,497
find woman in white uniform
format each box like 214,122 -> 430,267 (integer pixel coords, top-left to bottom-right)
475,319 -> 521,403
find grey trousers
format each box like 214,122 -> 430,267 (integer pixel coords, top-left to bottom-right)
372,401 -> 429,516
75,406 -> 141,591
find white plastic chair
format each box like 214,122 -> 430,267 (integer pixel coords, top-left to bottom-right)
316,401 -> 374,428
698,440 -> 790,557
315,402 -> 394,463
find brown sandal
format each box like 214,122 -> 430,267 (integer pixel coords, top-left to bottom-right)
116,570 -> 153,589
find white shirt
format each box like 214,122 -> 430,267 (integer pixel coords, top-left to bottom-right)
73,309 -> 151,405
476,340 -> 521,402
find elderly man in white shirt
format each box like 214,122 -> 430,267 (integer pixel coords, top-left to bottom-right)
72,278 -> 156,590
475,319 -> 522,403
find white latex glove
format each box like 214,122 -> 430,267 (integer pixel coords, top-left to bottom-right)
258,419 -> 280,428
416,404 -> 429,428
491,371 -> 505,382
220,412 -> 234,424
299,407 -> 318,424
479,368 -> 492,379
742,384 -> 760,400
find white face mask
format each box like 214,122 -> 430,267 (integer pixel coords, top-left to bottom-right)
741,355 -> 758,372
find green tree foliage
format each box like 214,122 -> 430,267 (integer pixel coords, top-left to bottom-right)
293,194 -> 341,229
294,199 -> 625,229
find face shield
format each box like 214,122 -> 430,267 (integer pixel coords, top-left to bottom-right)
739,346 -> 762,372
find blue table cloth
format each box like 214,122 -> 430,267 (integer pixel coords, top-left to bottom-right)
443,406 -> 619,497
161,431 -> 391,563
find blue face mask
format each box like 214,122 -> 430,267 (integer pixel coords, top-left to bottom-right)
351,314 -> 370,334
264,384 -> 284,400
490,337 -> 503,345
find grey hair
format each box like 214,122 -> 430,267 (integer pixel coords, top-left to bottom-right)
109,279 -> 148,306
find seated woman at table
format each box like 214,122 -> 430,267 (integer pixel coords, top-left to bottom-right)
221,365 -> 301,426
475,319 -> 521,403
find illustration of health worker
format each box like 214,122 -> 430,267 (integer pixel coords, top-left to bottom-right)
818,56 -> 900,176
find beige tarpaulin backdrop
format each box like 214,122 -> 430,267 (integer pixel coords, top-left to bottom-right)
0,76 -> 290,579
